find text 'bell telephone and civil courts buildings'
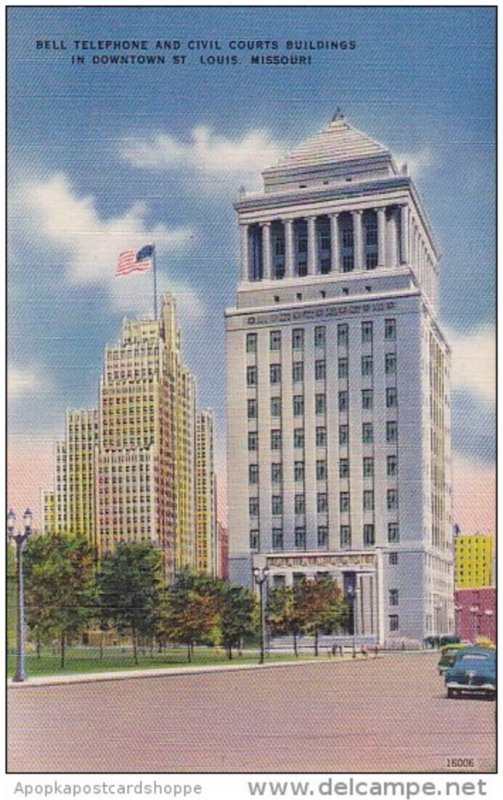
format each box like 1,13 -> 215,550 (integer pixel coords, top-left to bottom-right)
225,112 -> 453,647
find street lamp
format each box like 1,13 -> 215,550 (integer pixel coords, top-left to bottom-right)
454,605 -> 463,639
7,508 -> 33,682
346,584 -> 358,658
253,565 -> 270,664
484,609 -> 494,643
469,605 -> 480,644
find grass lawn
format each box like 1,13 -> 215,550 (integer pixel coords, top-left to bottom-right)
7,645 -> 330,677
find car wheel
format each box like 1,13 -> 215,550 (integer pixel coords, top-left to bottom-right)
447,688 -> 456,699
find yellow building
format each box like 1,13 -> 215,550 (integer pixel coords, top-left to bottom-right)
95,293 -> 196,579
67,409 -> 98,544
55,440 -> 67,534
455,534 -> 494,589
195,410 -> 217,576
164,300 -> 197,572
52,411 -> 98,543
42,293 -> 198,578
41,489 -> 56,536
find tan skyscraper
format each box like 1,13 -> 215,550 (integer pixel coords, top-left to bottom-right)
54,440 -> 67,533
51,410 -> 98,543
195,410 -> 217,575
95,293 -> 196,579
66,409 -> 99,545
41,489 -> 56,536
42,292 -> 199,579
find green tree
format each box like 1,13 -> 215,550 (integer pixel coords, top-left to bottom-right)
162,570 -> 220,662
97,541 -> 164,665
24,533 -> 96,667
266,585 -> 305,656
295,577 -> 348,656
318,580 -> 350,639
218,583 -> 257,659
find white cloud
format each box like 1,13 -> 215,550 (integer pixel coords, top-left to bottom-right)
446,325 -> 495,404
15,172 -> 203,318
9,365 -> 53,399
394,147 -> 435,178
120,125 -> 286,181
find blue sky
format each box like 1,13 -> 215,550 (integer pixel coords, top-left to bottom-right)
7,6 -> 496,528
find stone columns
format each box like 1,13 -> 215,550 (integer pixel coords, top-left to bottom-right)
240,223 -> 249,281
284,219 -> 294,278
377,207 -> 386,267
262,222 -> 272,280
352,210 -> 363,271
400,204 -> 409,264
329,213 -> 339,272
307,216 -> 317,275
412,222 -> 417,274
389,211 -> 398,268
354,581 -> 361,636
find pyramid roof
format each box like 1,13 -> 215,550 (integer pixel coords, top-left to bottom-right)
262,114 -> 398,191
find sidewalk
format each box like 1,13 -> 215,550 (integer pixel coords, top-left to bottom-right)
8,652 -> 374,688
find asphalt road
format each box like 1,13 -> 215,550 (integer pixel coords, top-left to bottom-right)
7,652 -> 496,773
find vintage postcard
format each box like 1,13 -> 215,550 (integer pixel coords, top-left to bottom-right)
5,3 -> 497,794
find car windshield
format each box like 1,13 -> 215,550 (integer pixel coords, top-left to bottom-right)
458,654 -> 490,663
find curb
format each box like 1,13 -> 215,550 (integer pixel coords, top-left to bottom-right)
7,654 -> 376,688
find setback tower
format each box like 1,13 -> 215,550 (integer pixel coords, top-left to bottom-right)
225,113 -> 453,646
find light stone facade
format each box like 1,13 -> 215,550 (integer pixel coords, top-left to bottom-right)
226,114 -> 453,645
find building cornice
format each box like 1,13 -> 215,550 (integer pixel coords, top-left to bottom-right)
235,176 -> 410,213
225,284 -> 420,321
235,176 -> 440,259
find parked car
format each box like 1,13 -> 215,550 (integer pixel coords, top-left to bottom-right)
440,635 -> 461,647
445,646 -> 496,699
474,636 -> 496,649
438,643 -> 469,675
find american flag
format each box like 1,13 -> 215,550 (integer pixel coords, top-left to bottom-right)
116,244 -> 155,276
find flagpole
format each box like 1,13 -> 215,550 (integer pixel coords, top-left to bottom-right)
153,243 -> 158,319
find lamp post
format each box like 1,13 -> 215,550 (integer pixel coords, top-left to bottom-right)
253,565 -> 270,664
346,584 -> 358,658
469,605 -> 480,644
454,605 -> 463,639
484,609 -> 494,643
7,508 -> 33,682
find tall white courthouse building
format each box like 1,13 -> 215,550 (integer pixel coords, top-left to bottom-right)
225,113 -> 453,646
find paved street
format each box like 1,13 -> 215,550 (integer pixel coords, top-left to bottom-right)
8,652 -> 495,773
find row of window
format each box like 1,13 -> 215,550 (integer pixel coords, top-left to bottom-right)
249,455 -> 398,483
248,387 -> 399,414
249,521 -> 400,551
248,354 -> 397,386
249,393 -> 399,420
246,319 -> 397,353
248,421 -> 399,450
249,491 -> 399,516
